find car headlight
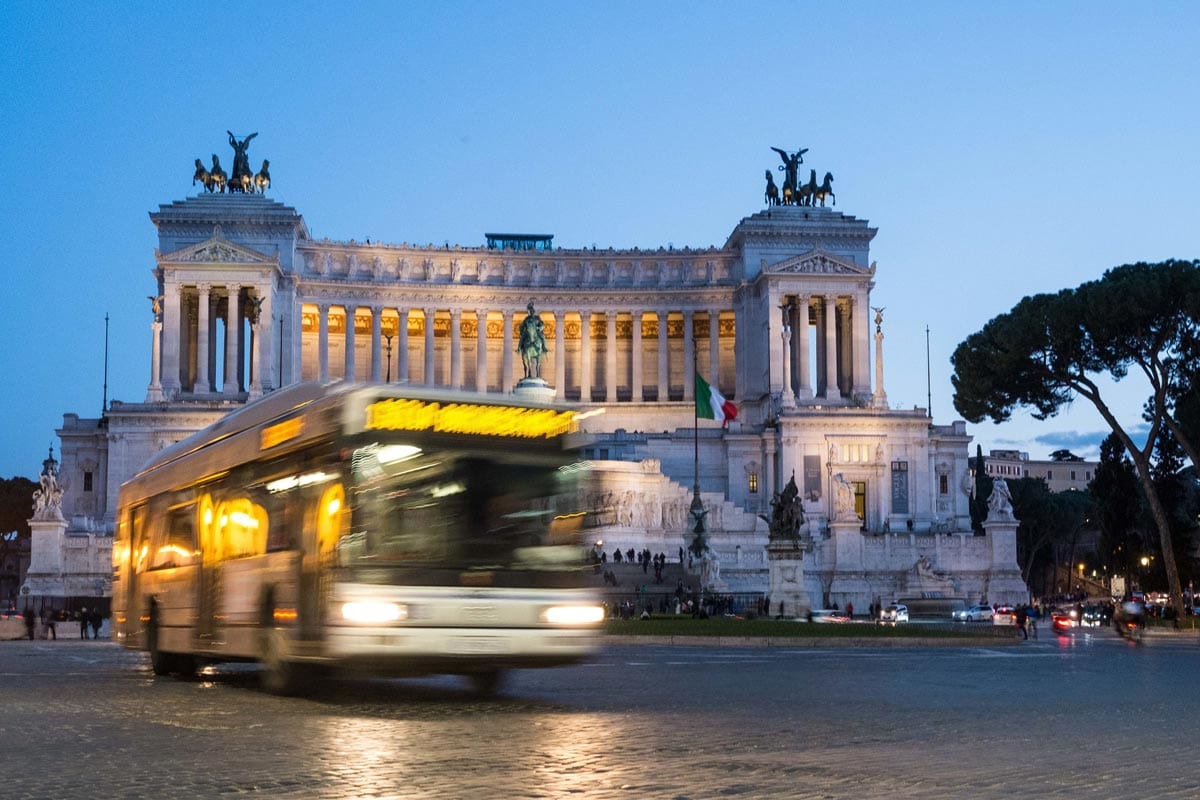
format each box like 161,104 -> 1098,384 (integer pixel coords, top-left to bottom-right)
541,605 -> 605,625
341,601 -> 409,624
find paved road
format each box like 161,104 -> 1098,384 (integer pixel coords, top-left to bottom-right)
2,630 -> 1198,799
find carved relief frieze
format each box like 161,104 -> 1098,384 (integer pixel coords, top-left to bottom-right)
565,320 -> 581,339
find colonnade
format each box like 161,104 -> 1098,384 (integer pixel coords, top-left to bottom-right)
300,303 -> 733,402
776,292 -> 869,405
152,282 -> 272,399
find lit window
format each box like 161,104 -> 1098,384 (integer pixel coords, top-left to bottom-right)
748,472 -> 759,494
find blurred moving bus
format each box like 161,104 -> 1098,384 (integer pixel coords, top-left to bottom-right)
112,383 -> 603,694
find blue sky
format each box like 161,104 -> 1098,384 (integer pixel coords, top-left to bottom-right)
1,2 -> 1196,479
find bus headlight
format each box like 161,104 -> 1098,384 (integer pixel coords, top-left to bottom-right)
541,604 -> 605,625
341,601 -> 409,624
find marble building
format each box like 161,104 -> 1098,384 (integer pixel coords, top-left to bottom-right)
53,170 -> 1028,612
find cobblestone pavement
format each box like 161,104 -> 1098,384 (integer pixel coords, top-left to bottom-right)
2,631 -> 1198,799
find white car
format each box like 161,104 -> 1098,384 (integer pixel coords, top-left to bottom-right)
953,604 -> 995,622
879,604 -> 909,624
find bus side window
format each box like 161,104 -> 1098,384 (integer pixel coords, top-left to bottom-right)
149,505 -> 198,569
132,505 -> 150,574
218,497 -> 270,559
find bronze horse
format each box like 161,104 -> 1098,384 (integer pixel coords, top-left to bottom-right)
254,159 -> 271,193
206,154 -> 228,193
192,158 -> 210,188
797,169 -> 817,207
813,172 -> 835,207
764,170 -> 780,206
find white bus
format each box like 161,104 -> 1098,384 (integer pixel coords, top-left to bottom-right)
112,382 -> 604,694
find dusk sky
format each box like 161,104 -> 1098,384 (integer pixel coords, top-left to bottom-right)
2,2 -> 1197,479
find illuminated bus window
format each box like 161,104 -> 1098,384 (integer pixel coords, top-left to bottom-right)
218,498 -> 270,559
149,505 -> 198,569
317,483 -> 348,564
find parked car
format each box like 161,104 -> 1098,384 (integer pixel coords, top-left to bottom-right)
879,604 -> 909,624
992,605 -> 1016,625
953,604 -> 994,622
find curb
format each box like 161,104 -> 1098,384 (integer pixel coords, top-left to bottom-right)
604,634 -> 1021,648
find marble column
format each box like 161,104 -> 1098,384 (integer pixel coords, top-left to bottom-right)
579,311 -> 592,402
370,306 -> 383,383
823,294 -> 839,399
224,288 -> 240,394
501,309 -> 514,392
160,284 -> 181,397
854,292 -> 872,398
780,304 -> 795,408
554,310 -> 566,400
796,295 -> 812,399
682,310 -> 695,401
475,309 -> 488,392
317,303 -> 330,384
708,308 -> 721,390
147,319 -> 164,402
656,309 -> 669,402
397,309 -> 410,384
194,284 -> 211,393
632,311 -> 644,401
423,307 -> 436,386
605,311 -> 617,403
252,291 -> 272,394
449,310 -> 462,389
343,305 -> 357,383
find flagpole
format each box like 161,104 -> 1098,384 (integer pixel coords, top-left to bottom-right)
689,337 -> 705,556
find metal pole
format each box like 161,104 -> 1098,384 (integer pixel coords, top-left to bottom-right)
925,325 -> 932,419
102,313 -> 109,415
278,314 -> 284,387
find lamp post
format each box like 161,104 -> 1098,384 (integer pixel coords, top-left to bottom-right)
384,333 -> 394,383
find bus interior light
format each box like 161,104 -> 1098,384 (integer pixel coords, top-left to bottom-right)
341,601 -> 409,624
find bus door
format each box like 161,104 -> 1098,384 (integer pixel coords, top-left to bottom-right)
300,482 -> 347,640
115,504 -> 149,642
143,502 -> 200,645
196,494 -> 219,645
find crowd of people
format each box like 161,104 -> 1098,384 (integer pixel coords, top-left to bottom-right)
7,605 -> 105,640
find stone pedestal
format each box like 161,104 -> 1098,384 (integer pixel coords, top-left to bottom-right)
767,539 -> 812,618
982,516 -> 1028,606
22,515 -> 68,598
513,377 -> 555,404
829,517 -> 870,606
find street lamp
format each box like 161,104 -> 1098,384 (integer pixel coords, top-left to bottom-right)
384,333 -> 394,382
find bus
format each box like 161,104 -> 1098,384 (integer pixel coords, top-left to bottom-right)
111,382 -> 604,694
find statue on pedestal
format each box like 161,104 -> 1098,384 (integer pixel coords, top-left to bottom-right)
761,473 -> 805,543
987,478 -> 1015,520
517,302 -> 549,379
31,447 -> 65,521
833,472 -> 856,520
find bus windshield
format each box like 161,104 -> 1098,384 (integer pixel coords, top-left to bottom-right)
342,443 -> 586,571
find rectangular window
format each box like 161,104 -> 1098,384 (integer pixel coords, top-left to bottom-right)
748,472 -> 759,494
83,471 -> 93,492
1071,470 -> 1077,481
939,474 -> 949,495
149,504 -> 197,570
890,461 -> 909,515
1047,470 -> 1053,480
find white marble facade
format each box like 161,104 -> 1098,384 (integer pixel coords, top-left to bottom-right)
53,193 -> 1028,609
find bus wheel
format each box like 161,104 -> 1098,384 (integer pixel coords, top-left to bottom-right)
467,669 -> 506,697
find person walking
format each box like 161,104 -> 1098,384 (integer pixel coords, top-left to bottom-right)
89,608 -> 103,640
79,607 -> 89,639
1015,605 -> 1029,640
23,606 -> 35,640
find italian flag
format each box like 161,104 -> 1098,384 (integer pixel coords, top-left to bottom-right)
695,373 -> 738,425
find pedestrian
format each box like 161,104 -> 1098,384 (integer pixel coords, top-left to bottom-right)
79,607 -> 89,639
1015,605 -> 1028,640
23,606 -> 35,640
90,608 -> 103,640
45,611 -> 57,641
846,602 -> 854,618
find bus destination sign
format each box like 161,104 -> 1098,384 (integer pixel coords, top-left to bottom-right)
364,398 -> 576,439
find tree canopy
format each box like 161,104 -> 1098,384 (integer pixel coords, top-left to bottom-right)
952,259 -> 1200,620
